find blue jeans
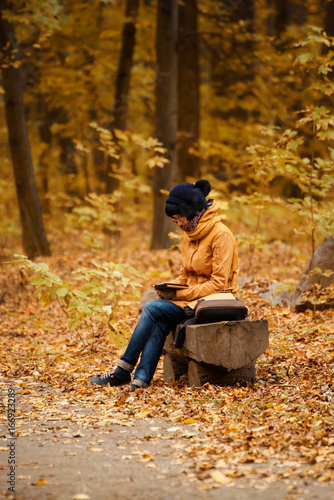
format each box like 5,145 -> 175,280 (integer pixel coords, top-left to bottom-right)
120,300 -> 186,386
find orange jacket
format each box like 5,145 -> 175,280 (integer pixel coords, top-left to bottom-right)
172,200 -> 239,309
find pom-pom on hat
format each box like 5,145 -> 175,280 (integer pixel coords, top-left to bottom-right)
165,180 -> 211,215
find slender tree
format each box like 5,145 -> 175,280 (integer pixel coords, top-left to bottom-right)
151,0 -> 178,249
324,0 -> 334,38
178,0 -> 200,181
106,0 -> 140,193
0,0 -> 50,258
38,94 -> 53,214
212,0 -> 255,121
267,0 -> 307,37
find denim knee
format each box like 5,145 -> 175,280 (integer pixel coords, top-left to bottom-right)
143,299 -> 186,324
142,300 -> 164,319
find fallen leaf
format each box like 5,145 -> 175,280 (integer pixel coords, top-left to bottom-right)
137,452 -> 155,463
210,470 -> 233,485
183,418 -> 197,424
215,459 -> 227,468
34,478 -> 46,486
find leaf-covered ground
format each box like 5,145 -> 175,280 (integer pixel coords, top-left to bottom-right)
1,229 -> 334,496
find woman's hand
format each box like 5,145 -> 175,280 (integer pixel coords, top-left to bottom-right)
154,288 -> 176,301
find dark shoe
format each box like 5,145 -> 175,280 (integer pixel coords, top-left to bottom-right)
130,383 -> 141,390
130,379 -> 148,389
90,370 -> 131,387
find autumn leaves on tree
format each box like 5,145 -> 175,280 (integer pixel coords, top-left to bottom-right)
0,0 -> 333,261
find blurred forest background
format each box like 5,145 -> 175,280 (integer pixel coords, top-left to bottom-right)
0,0 -> 334,260
2,4 -> 334,491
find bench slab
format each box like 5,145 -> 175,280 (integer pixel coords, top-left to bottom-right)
163,320 -> 269,387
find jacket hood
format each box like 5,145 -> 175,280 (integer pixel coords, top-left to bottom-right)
184,200 -> 221,241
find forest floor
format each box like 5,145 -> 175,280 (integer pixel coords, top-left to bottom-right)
0,224 -> 334,499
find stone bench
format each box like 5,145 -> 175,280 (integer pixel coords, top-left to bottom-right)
163,320 -> 269,387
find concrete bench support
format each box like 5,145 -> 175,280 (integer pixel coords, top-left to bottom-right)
163,320 -> 269,387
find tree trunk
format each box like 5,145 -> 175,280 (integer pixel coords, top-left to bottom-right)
267,0 -> 307,38
211,1 -> 254,122
106,0 -> 139,193
285,0 -> 307,26
151,0 -> 178,249
324,0 -> 334,35
178,0 -> 200,181
38,94 -> 54,214
207,0 -> 254,185
0,1 -> 50,259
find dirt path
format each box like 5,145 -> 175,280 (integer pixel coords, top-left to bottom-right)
1,417 -> 334,500
1,378 -> 334,500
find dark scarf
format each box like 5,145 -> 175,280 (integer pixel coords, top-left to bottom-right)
179,208 -> 207,232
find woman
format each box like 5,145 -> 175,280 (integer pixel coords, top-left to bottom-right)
90,179 -> 239,389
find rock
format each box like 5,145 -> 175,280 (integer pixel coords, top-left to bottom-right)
138,288 -> 159,312
239,278 -> 292,306
291,235 -> 334,310
259,283 -> 291,306
274,290 -> 292,306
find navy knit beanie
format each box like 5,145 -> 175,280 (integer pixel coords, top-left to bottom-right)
166,179 -> 211,213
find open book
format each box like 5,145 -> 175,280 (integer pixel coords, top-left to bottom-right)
154,282 -> 189,291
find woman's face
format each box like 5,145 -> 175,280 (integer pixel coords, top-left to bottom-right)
172,215 -> 188,227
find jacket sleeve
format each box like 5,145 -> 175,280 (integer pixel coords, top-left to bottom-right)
172,266 -> 189,285
175,232 -> 235,302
